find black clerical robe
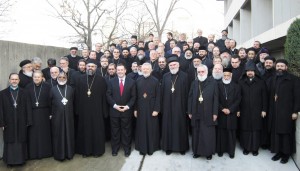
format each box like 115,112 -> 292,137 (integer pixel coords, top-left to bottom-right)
0,87 -> 32,165
50,84 -> 75,160
75,74 -> 108,156
188,77 -> 218,156
65,55 -> 83,71
135,76 -> 160,154
26,82 -> 52,159
216,81 -> 241,156
19,71 -> 33,88
268,73 -> 300,155
238,76 -> 267,152
161,71 -> 189,152
46,78 -> 58,88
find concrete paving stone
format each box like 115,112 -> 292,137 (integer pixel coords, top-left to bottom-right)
0,141 -> 298,171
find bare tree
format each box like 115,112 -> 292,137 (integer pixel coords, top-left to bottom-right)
120,9 -> 155,41
46,0 -> 106,49
140,0 -> 181,40
98,0 -> 129,49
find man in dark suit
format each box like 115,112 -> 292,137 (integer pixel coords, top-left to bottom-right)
106,64 -> 136,157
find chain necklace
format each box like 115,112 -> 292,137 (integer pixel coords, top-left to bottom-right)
171,74 -> 178,93
56,85 -> 68,105
10,89 -> 19,108
86,73 -> 96,97
34,82 -> 43,107
198,81 -> 204,103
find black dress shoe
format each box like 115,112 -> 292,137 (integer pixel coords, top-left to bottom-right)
193,154 -> 200,158
148,152 -> 153,156
125,151 -> 131,157
272,153 -> 282,161
280,155 -> 289,164
206,155 -> 212,160
139,152 -> 146,155
180,151 -> 185,155
229,154 -> 235,159
218,153 -> 223,157
252,151 -> 259,156
243,149 -> 249,155
166,150 -> 172,155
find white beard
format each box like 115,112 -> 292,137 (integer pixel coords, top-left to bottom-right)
198,75 -> 207,82
57,80 -> 67,85
138,55 -> 144,60
24,71 -> 33,77
185,55 -> 193,59
170,68 -> 179,74
222,78 -> 231,84
143,73 -> 150,78
138,71 -> 143,75
213,72 -> 223,80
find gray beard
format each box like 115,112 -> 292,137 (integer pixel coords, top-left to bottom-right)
87,70 -> 95,76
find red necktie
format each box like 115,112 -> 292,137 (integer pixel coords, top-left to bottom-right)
120,79 -> 124,96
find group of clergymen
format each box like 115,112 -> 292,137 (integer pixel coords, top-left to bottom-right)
0,38 -> 299,167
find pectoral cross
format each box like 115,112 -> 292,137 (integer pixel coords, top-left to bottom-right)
35,102 -> 39,107
171,87 -> 175,93
13,102 -> 17,108
61,98 -> 68,105
274,94 -> 278,102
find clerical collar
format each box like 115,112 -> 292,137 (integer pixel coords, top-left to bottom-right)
10,86 -> 19,91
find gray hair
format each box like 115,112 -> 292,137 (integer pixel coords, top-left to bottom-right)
197,64 -> 208,73
142,62 -> 153,71
32,57 -> 43,65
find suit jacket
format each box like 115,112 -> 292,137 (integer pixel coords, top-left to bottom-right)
106,77 -> 136,117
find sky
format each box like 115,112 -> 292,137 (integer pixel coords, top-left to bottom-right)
0,0 -> 224,49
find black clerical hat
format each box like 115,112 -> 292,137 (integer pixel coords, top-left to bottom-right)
264,56 -> 276,62
86,59 -> 98,66
19,59 -> 32,68
199,46 -> 207,51
259,47 -> 269,54
223,68 -> 232,73
275,59 -> 288,66
167,55 -> 179,64
245,60 -> 256,71
70,47 -> 78,51
137,47 -> 145,52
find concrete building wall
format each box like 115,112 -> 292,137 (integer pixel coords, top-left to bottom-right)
223,0 -> 300,168
0,40 -> 69,89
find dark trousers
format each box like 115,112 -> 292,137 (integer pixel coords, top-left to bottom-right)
110,117 -> 132,153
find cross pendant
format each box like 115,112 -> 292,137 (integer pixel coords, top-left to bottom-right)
36,102 -> 39,107
171,87 -> 175,93
14,102 -> 17,108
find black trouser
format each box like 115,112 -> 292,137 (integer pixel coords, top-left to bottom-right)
110,117 -> 132,153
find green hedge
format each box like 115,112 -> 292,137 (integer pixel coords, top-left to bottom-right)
284,18 -> 300,77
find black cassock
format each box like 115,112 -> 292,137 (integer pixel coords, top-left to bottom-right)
26,82 -> 52,159
216,81 -> 241,156
161,71 -> 189,152
75,74 -> 108,156
135,76 -> 160,154
238,76 -> 267,152
188,77 -> 218,156
268,73 -> 300,155
0,87 -> 32,165
50,84 -> 75,160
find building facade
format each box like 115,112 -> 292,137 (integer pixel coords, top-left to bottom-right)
221,0 -> 300,167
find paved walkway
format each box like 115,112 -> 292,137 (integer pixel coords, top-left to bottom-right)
0,142 -> 298,171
